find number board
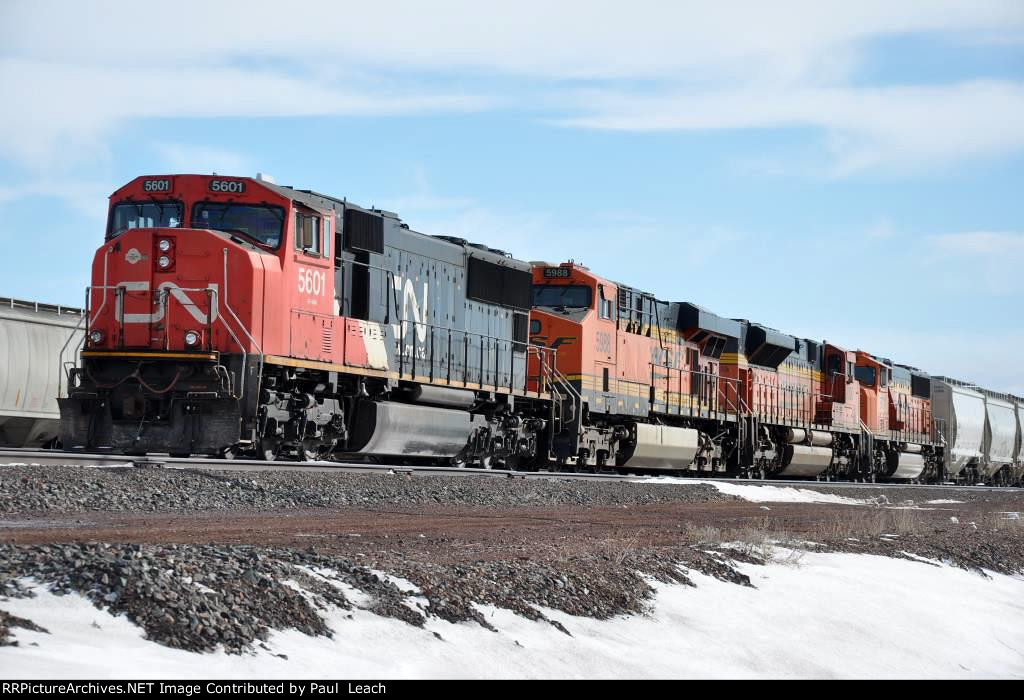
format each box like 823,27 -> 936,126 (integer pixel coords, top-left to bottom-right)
543,267 -> 571,279
209,179 -> 246,194
142,179 -> 171,193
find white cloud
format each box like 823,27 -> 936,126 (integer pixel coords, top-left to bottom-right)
929,231 -> 1024,255
924,231 -> 1024,295
0,180 -> 112,219
4,1 -> 1022,79
1,1 -> 1023,175
0,59 -> 497,170
865,218 -> 898,240
559,80 -> 1024,174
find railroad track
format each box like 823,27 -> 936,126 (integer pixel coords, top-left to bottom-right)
2,448 -> 1022,492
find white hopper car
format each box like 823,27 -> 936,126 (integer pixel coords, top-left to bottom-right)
932,376 -> 1024,484
0,297 -> 83,447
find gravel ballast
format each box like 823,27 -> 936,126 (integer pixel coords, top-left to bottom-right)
0,542 -> 753,652
0,465 -> 728,514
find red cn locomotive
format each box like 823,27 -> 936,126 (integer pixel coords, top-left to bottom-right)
61,174 -> 554,463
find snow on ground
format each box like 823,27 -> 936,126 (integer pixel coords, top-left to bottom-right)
636,478 -> 867,505
926,499 -> 965,505
2,551 -> 1023,679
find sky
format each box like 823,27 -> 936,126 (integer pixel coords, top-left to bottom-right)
1,1 -> 1022,393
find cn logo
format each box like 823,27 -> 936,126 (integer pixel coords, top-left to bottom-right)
391,274 -> 429,343
114,281 -> 220,324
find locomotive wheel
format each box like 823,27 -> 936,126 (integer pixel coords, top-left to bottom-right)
258,438 -> 280,461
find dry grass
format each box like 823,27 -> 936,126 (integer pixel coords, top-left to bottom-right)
801,508 -> 925,541
683,518 -> 805,565
976,511 -> 1024,532
601,530 -> 643,566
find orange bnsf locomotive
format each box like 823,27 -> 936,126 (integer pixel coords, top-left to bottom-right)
529,263 -> 941,482
61,174 -> 1022,483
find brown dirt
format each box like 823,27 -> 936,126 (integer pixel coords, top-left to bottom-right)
3,481 -> 1023,653
2,495 -> 1021,569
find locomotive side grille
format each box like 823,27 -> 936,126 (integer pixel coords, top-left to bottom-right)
467,257 -> 531,310
322,327 -> 334,355
344,209 -> 385,254
512,312 -> 528,353
911,373 -> 931,399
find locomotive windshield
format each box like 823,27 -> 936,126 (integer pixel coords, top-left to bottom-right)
532,284 -> 592,309
191,202 -> 285,248
107,201 -> 183,239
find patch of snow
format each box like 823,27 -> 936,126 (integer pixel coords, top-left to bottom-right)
368,569 -> 421,595
691,480 -> 867,505
294,566 -> 373,608
3,552 -> 1024,678
926,500 -> 965,505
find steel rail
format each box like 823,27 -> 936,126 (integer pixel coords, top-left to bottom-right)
0,449 -> 1021,492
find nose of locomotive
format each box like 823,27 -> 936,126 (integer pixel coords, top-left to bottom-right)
87,228 -> 221,352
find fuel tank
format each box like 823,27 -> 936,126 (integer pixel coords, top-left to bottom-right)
348,400 -> 481,457
617,423 -> 701,470
777,444 -> 833,477
887,450 -> 926,480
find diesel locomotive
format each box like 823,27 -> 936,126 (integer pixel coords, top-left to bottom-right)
58,174 -> 1024,484
60,174 -> 555,466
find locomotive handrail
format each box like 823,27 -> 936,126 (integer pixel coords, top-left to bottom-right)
57,301 -> 88,396
649,362 -> 750,422
88,247 -> 112,330
61,248 -> 113,394
220,249 -> 263,403
395,317 -> 552,398
548,364 -> 582,403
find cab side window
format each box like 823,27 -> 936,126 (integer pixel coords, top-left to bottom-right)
598,285 -> 613,320
295,211 -> 322,255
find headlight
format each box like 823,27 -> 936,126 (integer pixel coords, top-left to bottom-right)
184,330 -> 200,346
158,239 -> 172,252
88,330 -> 104,345
158,255 -> 171,268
